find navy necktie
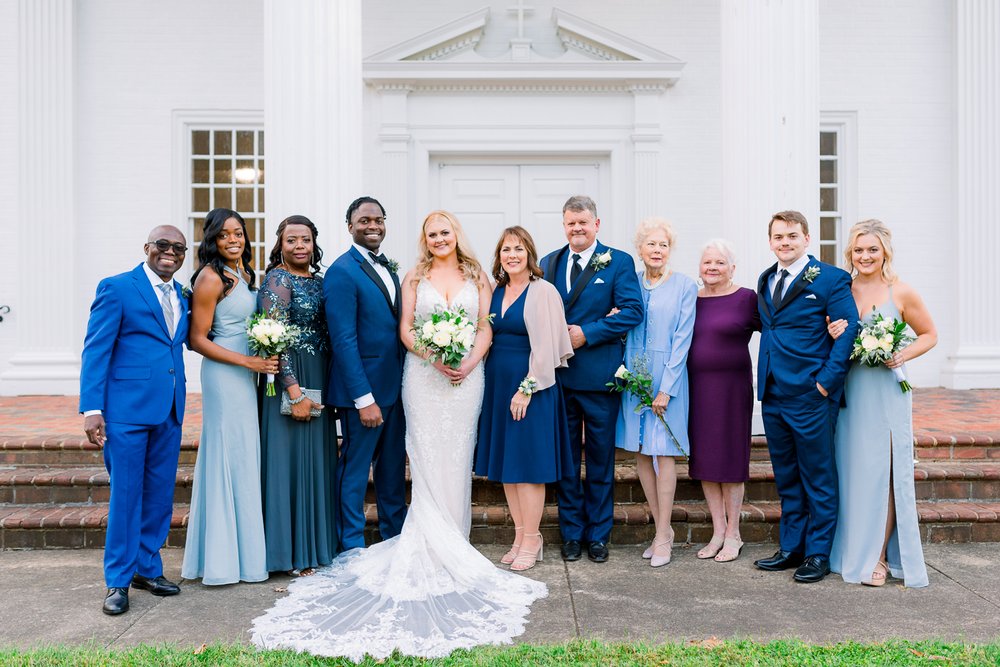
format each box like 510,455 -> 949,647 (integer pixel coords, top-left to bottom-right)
772,269 -> 789,308
570,253 -> 583,285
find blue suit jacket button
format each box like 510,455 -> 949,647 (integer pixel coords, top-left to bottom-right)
169,368 -> 175,375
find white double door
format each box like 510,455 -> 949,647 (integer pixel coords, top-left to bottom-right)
435,162 -> 602,268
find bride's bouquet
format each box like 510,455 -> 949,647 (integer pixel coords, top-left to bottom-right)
850,307 -> 916,392
607,355 -> 683,456
246,312 -> 301,396
411,306 -> 479,374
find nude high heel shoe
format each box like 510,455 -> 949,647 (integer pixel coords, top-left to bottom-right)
511,533 -> 543,571
500,526 -> 524,565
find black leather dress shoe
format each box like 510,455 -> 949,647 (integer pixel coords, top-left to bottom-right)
102,587 -> 129,615
132,573 -> 181,596
561,540 -> 582,561
587,541 -> 610,563
793,555 -> 831,583
754,549 -> 805,571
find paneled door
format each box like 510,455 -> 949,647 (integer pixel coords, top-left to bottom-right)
437,162 -> 601,267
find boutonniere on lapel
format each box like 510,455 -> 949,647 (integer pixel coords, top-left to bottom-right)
590,250 -> 613,272
181,286 -> 193,300
803,266 -> 821,283
386,258 -> 400,274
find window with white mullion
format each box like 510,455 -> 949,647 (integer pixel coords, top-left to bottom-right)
819,126 -> 843,267
188,126 -> 266,282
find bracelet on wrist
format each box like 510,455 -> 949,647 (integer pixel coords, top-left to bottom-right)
288,393 -> 307,405
518,376 -> 539,396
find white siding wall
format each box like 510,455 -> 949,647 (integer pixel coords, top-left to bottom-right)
73,0 -> 264,359
819,0 -> 954,386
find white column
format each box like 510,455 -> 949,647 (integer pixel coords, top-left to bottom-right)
631,84 -> 665,224
1,0 -> 78,394
375,84 -> 412,260
720,0 -> 820,281
943,0 -> 1000,389
263,0 -> 362,252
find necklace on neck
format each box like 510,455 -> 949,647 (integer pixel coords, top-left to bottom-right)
644,270 -> 670,290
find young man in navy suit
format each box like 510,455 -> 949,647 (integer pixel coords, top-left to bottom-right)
541,195 -> 644,563
754,210 -> 859,583
324,196 -> 407,550
80,225 -> 190,615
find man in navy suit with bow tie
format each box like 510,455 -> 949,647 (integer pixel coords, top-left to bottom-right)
324,196 -> 407,550
541,195 -> 643,563
80,225 -> 190,615
754,210 -> 858,583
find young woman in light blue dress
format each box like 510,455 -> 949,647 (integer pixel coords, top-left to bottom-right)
183,208 -> 275,585
614,218 -> 696,568
827,219 -> 937,587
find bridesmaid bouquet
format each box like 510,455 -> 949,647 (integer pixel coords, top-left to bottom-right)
412,307 -> 480,373
246,312 -> 301,396
607,356 -> 683,455
850,307 -> 916,392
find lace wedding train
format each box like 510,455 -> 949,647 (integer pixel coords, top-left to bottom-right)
251,280 -> 547,661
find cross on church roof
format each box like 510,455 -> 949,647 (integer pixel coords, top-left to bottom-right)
507,0 -> 534,39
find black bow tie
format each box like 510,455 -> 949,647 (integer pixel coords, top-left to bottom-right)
368,251 -> 390,268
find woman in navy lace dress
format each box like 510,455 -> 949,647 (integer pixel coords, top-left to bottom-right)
258,215 -> 337,576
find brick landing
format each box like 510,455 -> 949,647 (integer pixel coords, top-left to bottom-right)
2,388 -> 998,447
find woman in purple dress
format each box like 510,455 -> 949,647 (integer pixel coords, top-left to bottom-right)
687,239 -> 760,563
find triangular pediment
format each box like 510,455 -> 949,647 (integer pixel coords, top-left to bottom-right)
364,6 -> 685,88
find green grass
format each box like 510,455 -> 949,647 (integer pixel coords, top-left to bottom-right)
1,639 -> 998,666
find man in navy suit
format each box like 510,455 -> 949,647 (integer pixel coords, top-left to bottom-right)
754,210 -> 859,583
324,196 -> 407,550
541,195 -> 643,563
80,225 -> 189,615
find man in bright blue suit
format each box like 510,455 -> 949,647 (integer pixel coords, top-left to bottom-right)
541,195 -> 644,563
754,210 -> 859,583
80,225 -> 190,615
324,196 -> 407,550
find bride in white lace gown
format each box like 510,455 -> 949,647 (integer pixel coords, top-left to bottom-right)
252,211 -> 547,661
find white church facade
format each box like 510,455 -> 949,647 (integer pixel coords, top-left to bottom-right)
0,0 -> 997,395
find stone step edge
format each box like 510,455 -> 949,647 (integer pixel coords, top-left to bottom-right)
3,460 -> 998,488
3,433 -> 998,454
3,501 -> 998,531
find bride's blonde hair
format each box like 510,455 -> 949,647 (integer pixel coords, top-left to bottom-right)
413,210 -> 483,286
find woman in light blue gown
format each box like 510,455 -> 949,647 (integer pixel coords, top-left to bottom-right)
183,208 -> 276,585
828,219 -> 937,588
614,218 -> 696,568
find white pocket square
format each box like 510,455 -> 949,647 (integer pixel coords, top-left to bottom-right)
595,278 -> 605,284
805,293 -> 817,300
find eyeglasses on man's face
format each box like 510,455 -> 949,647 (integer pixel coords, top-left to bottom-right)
149,239 -> 188,254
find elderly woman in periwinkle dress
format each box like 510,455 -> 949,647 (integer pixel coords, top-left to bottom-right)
827,219 -> 937,587
614,218 -> 696,568
686,239 -> 761,563
257,215 -> 337,577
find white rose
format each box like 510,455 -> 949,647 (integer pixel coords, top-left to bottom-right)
881,333 -> 894,345
879,340 -> 894,353
432,331 -> 452,348
421,321 -> 436,338
461,331 -> 475,348
251,324 -> 265,339
614,364 -> 628,379
434,320 -> 449,333
861,335 -> 879,352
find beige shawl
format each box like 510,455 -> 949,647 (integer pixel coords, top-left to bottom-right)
522,279 -> 574,390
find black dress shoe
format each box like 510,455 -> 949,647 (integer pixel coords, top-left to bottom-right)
132,573 -> 181,596
587,541 -> 609,563
102,587 -> 129,615
793,555 -> 831,583
561,540 -> 582,562
754,549 -> 805,571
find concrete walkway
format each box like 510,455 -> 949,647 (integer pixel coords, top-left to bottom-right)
2,543 -> 998,650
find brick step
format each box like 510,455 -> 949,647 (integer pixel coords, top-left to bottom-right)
0,467 -> 195,505
2,461 -> 996,508
0,440 -> 199,467
3,433 -> 996,468
3,500 -> 999,550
